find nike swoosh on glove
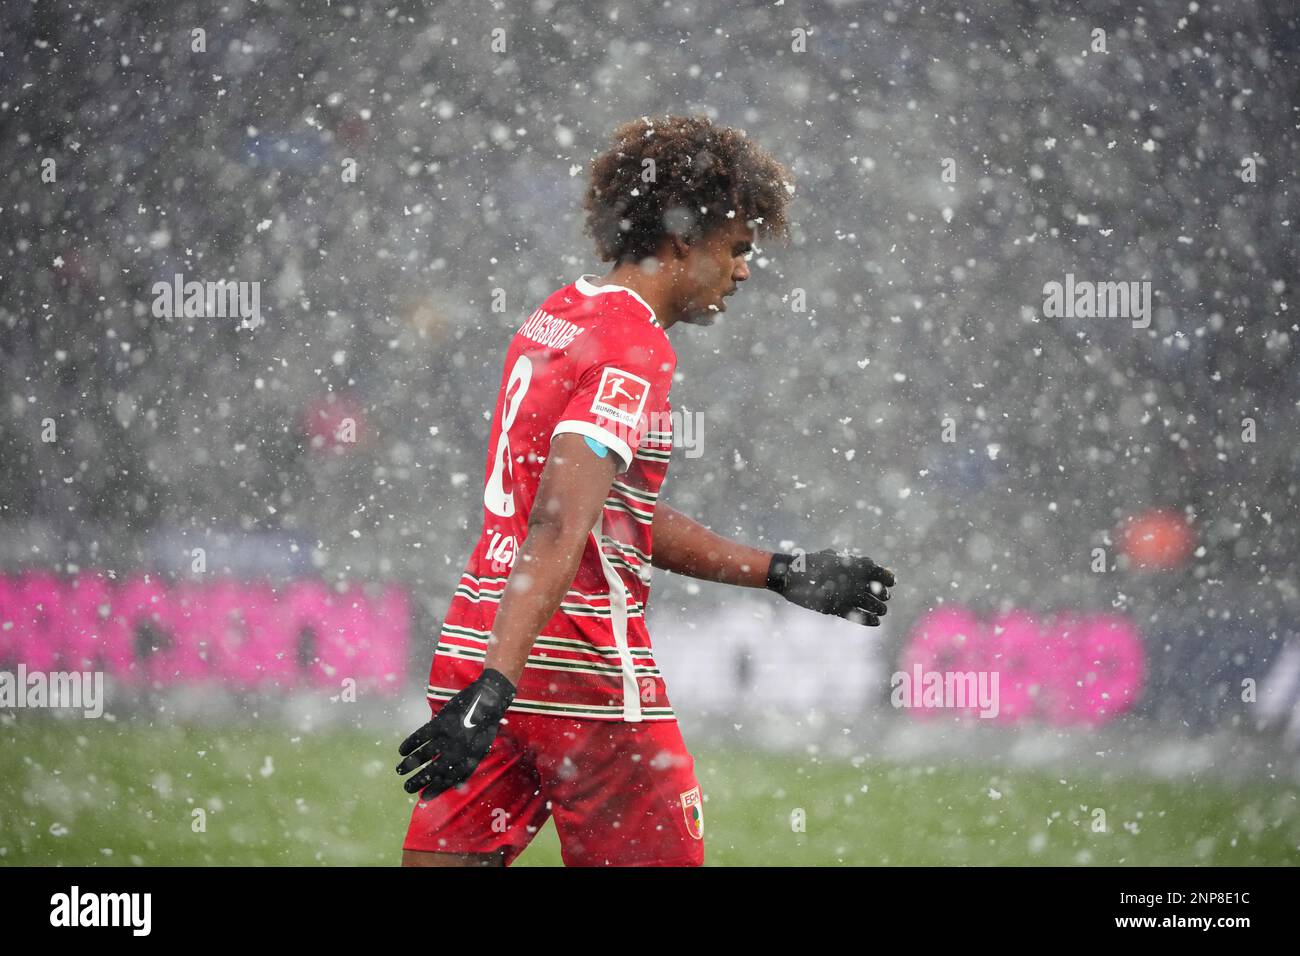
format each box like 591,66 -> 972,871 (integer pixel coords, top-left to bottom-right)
396,667 -> 516,800
766,549 -> 896,625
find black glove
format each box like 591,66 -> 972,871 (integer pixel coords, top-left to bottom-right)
766,549 -> 895,625
396,668 -> 516,800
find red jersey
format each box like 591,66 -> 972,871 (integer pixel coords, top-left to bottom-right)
426,274 -> 678,721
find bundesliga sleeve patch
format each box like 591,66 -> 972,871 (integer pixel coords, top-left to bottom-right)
590,366 -> 650,429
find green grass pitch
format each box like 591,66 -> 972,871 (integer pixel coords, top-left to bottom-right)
2,720 -> 1296,866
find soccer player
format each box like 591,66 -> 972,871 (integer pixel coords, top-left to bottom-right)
397,115 -> 896,866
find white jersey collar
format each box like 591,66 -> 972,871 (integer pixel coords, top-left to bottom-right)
575,274 -> 661,328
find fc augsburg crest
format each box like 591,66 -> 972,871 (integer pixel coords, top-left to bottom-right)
680,786 -> 703,840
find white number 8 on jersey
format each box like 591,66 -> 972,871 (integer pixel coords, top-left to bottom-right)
483,354 -> 532,517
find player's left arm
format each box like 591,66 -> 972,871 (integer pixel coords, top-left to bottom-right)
651,503 -> 771,587
651,503 -> 898,626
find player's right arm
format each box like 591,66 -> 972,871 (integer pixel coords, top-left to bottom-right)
396,431 -> 617,799
482,431 -> 619,685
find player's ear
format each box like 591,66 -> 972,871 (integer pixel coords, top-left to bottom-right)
666,233 -> 691,261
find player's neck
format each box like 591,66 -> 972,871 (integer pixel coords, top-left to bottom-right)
595,261 -> 680,330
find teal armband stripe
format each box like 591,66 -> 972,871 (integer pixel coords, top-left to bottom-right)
584,436 -> 610,458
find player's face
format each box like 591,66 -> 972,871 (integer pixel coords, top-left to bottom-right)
675,220 -> 754,326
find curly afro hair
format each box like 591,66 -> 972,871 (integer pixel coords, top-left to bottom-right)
583,115 -> 795,264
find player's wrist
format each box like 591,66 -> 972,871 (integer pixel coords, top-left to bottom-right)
482,629 -> 528,689
477,667 -> 517,702
765,552 -> 796,594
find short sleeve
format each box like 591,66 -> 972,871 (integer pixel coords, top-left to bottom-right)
551,325 -> 674,473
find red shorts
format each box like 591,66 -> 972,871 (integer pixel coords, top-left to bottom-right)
402,708 -> 705,867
